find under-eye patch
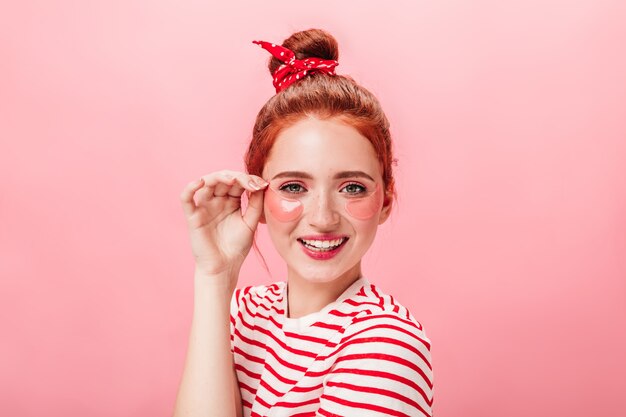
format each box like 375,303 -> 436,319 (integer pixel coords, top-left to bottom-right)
264,183 -> 383,222
265,186 -> 304,222
344,183 -> 384,220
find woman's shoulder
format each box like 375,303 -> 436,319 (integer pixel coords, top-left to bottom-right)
328,279 -> 434,406
344,280 -> 431,345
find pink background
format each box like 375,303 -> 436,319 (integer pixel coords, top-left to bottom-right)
1,1 -> 625,416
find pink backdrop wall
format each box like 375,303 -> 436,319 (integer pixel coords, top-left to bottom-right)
1,1 -> 625,416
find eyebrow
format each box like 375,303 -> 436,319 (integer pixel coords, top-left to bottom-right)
271,170 -> 375,182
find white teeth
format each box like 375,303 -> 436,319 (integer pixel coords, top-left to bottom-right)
300,238 -> 346,250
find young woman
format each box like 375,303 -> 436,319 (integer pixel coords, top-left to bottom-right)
173,29 -> 434,417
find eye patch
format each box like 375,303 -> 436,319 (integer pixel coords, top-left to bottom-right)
264,183 -> 383,222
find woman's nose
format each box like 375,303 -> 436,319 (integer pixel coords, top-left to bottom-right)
307,192 -> 340,228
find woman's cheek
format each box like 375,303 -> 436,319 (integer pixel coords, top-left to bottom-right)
264,187 -> 304,222
344,183 -> 384,220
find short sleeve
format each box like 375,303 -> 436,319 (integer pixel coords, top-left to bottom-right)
229,286 -> 252,354
316,314 -> 434,417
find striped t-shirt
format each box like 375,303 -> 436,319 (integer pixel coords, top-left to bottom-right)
229,276 -> 434,417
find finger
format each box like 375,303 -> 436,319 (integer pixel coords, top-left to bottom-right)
228,172 -> 264,198
213,181 -> 234,198
180,178 -> 205,217
194,185 -> 212,206
216,172 -> 268,198
242,185 -> 265,231
200,171 -> 236,198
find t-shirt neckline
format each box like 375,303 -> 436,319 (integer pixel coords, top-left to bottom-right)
281,276 -> 369,332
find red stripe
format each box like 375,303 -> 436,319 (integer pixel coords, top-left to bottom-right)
328,309 -> 361,318
247,295 -> 285,315
349,316 -> 426,344
303,359 -> 432,402
388,294 -> 402,314
273,395 -> 320,408
321,394 -> 411,417
233,346 -> 264,365
237,380 -> 257,396
241,297 -> 258,320
331,367 -> 433,406
291,382 -> 323,392
335,353 -> 433,388
370,285 -> 385,307
311,321 -> 343,331
235,315 -> 317,358
326,380 -> 431,416
259,378 -> 282,396
237,309 -> 281,335
344,298 -> 385,309
262,361 -> 298,384
236,329 -> 309,373
254,394 -> 272,410
241,285 -> 253,297
323,335 -> 432,371
339,323 -> 430,352
352,312 -> 423,332
240,297 -> 269,321
238,300 -> 281,328
267,286 -> 281,297
283,330 -> 328,345
234,363 -> 261,380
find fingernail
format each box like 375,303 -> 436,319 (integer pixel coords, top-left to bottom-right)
248,180 -> 261,190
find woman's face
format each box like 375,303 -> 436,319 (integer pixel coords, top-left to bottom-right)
261,116 -> 392,285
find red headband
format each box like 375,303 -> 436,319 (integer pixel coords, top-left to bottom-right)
252,40 -> 339,94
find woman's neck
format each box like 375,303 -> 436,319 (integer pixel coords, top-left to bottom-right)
285,262 -> 362,319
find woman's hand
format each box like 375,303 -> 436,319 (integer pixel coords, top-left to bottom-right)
180,170 -> 268,279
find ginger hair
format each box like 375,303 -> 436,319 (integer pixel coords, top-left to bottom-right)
244,28 -> 398,272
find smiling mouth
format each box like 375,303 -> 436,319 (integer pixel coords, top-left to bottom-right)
297,237 -> 349,252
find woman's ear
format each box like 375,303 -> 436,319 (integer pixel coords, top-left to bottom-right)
378,191 -> 393,225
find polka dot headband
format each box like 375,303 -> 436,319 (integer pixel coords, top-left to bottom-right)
252,40 -> 339,94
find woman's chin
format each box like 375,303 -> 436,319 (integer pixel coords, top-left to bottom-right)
288,263 -> 361,286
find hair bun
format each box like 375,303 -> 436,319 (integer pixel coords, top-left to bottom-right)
268,28 -> 339,76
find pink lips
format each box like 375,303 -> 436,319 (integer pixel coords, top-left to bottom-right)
298,235 -> 349,260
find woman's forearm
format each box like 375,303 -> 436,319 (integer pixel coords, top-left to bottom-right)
173,269 -> 241,417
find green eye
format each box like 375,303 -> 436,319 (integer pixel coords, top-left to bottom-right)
342,183 -> 367,194
279,183 -> 306,193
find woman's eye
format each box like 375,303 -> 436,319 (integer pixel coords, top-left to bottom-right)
279,183 -> 306,193
342,183 -> 367,195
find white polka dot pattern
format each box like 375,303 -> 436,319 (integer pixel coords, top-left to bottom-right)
252,39 -> 339,94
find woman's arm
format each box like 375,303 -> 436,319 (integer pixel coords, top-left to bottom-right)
173,171 -> 267,417
173,268 -> 242,417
